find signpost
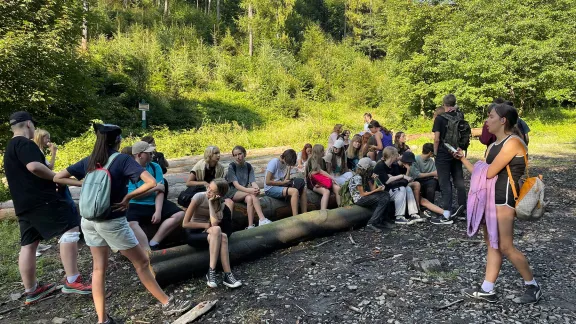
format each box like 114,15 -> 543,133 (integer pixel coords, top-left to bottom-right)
139,101 -> 150,129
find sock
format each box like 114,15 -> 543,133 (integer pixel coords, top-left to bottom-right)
481,280 -> 494,293
524,279 -> 538,286
443,210 -> 451,219
25,282 -> 38,293
67,273 -> 80,284
149,240 -> 159,247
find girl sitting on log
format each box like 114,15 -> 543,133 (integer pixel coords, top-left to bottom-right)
182,178 -> 242,289
346,134 -> 362,171
305,144 -> 341,210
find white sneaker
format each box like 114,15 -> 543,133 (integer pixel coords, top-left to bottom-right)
245,225 -> 255,230
258,218 -> 272,226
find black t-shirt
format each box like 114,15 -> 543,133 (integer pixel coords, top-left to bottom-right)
432,110 -> 464,160
373,161 -> 408,190
4,137 -> 60,215
67,150 -> 144,220
191,166 -> 217,184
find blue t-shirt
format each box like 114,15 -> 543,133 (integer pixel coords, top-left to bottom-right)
67,150 -> 144,220
127,162 -> 163,205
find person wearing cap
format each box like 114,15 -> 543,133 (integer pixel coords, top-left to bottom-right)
373,147 -> 422,225
324,139 -> 353,185
126,141 -> 185,252
54,124 -> 193,323
397,148 -> 444,219
4,111 -> 92,305
347,157 -> 393,231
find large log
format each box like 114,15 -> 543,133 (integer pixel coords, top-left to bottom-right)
151,205 -> 372,286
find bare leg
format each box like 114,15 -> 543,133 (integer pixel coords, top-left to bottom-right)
333,184 -> 341,206
495,206 -> 534,281
409,182 -> 421,212
250,194 -> 266,220
59,226 -> 80,279
244,195 -> 255,226
130,221 -> 150,251
482,225 -> 502,284
286,188 -> 299,216
151,211 -> 184,244
207,226 -> 222,269
90,246 -> 109,323
313,187 -> 330,210
420,198 -> 444,214
219,233 -> 231,273
300,189 -> 308,214
120,245 -> 169,304
19,240 -> 40,290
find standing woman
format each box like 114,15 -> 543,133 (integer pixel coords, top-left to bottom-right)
328,124 -> 343,149
226,145 -> 271,229
33,129 -> 57,170
305,144 -> 341,210
394,131 -> 411,155
297,143 -> 312,171
346,135 -> 362,171
457,104 -> 541,304
182,178 -> 242,289
54,124 -> 192,324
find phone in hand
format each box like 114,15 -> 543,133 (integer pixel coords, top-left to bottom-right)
444,143 -> 458,153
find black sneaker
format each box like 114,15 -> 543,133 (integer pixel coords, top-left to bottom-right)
206,267 -> 218,288
422,210 -> 435,218
518,284 -> 542,304
463,287 -> 498,303
162,295 -> 194,316
430,216 -> 454,225
99,315 -> 116,324
223,272 -> 242,288
365,224 -> 383,232
409,214 -> 425,223
150,244 -> 162,251
453,205 -> 466,220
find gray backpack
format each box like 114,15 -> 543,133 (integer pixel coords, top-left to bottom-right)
79,153 -> 120,220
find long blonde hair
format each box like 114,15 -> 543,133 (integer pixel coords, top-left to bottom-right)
33,129 -> 50,151
306,144 -> 326,176
347,134 -> 362,159
382,146 -> 399,162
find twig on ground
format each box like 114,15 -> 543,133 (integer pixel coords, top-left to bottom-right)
570,268 -> 576,277
457,239 -> 483,244
0,295 -> 58,316
313,239 -> 334,248
348,305 -> 362,313
349,234 -> 356,245
436,299 -> 463,310
294,304 -> 306,314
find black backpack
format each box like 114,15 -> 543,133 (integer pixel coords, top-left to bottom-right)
440,111 -> 471,151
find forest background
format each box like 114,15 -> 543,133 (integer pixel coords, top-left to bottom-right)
1,0 -> 576,196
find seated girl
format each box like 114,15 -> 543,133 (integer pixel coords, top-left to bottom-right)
226,145 -> 271,229
305,144 -> 341,210
324,139 -> 353,185
346,135 -> 362,171
182,178 -> 242,289
361,134 -> 378,161
394,132 -> 411,155
264,149 -> 308,216
337,130 -> 351,150
297,143 -> 312,171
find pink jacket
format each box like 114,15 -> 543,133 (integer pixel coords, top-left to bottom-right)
467,161 -> 499,249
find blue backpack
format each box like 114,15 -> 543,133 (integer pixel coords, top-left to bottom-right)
79,153 -> 119,220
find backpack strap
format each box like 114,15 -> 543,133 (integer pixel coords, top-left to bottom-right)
505,141 -> 528,202
103,153 -> 120,170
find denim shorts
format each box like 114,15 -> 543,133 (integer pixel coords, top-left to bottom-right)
81,217 -> 139,252
265,186 -> 286,199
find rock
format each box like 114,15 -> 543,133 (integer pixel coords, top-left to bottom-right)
10,292 -> 22,301
261,281 -> 272,286
415,259 -> 442,273
347,285 -> 358,291
505,294 -> 515,300
52,318 -> 66,324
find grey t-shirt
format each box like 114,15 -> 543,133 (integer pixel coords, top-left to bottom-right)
190,192 -> 224,224
227,162 -> 256,187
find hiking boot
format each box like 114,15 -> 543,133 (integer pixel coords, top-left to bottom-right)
365,224 -> 383,232
62,275 -> 92,295
162,295 -> 194,316
223,272 -> 242,288
430,216 -> 454,225
463,286 -> 497,303
453,205 -> 466,220
258,218 -> 272,226
395,217 -> 413,225
206,267 -> 218,288
24,282 -> 57,305
517,284 -> 542,304
245,225 -> 256,230
409,214 -> 425,223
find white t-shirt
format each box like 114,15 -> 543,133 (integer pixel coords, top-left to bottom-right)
264,158 -> 288,192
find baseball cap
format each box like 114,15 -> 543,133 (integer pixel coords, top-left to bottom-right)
401,151 -> 416,164
132,141 -> 156,155
357,157 -> 376,170
9,111 -> 37,126
333,139 -> 345,149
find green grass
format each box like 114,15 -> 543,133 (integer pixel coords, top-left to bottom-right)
0,220 -> 21,288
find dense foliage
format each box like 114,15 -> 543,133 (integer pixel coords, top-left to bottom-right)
1,0 -> 576,148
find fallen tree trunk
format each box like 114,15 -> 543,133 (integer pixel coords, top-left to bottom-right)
151,205 -> 372,286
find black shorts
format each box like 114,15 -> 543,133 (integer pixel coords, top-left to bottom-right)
18,199 -> 80,246
184,206 -> 233,249
126,200 -> 183,224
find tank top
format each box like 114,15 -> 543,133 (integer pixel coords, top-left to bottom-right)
381,130 -> 393,148
485,135 -> 526,194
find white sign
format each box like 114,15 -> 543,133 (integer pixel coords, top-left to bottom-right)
138,103 -> 150,111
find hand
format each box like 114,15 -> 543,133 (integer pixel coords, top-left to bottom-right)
112,198 -> 129,212
252,187 -> 260,195
405,176 -> 413,182
151,211 -> 161,224
49,142 -> 58,151
375,186 -> 385,192
283,179 -> 292,185
371,173 -> 379,179
209,194 -> 221,201
453,148 -> 465,160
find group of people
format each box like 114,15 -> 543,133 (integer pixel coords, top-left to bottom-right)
3,93 -> 540,324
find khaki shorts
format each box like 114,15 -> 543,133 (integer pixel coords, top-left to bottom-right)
81,217 -> 139,252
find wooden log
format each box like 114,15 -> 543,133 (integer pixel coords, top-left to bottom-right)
172,300 -> 217,324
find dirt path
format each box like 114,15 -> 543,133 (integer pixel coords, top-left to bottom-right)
0,152 -> 575,324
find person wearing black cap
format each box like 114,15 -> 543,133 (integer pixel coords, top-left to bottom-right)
54,124 -> 193,324
4,111 -> 91,305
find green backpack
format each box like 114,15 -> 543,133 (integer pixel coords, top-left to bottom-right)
339,178 -> 354,207
79,153 -> 120,220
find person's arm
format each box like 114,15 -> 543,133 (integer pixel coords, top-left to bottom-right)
151,191 -> 164,224
371,132 -> 383,151
182,198 -> 211,230
208,200 -> 222,227
385,174 -> 404,184
47,143 -> 57,170
265,170 -> 290,187
418,171 -> 437,178
433,132 -> 441,156
114,171 -> 156,212
524,133 -> 529,145
357,184 -> 384,197
53,169 -> 82,187
26,162 -> 56,181
186,172 -> 209,187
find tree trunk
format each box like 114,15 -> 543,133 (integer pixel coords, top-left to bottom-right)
81,0 -> 88,51
197,0 -> 199,9
207,0 -> 211,14
248,3 -> 253,56
216,0 -> 220,22
164,0 -> 168,16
